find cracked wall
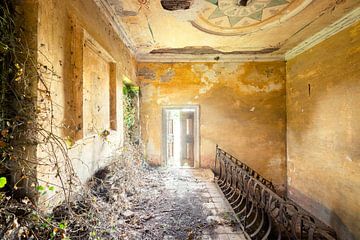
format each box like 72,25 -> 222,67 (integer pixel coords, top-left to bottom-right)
286,21 -> 360,240
138,61 -> 286,189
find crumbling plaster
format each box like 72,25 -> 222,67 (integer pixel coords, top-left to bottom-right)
138,61 -> 287,189
100,0 -> 360,58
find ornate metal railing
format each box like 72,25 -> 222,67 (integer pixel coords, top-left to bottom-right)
213,145 -> 337,240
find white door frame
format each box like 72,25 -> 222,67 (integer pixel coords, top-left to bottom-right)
162,105 -> 200,168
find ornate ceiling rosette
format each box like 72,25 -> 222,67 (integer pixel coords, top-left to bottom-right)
192,0 -> 313,36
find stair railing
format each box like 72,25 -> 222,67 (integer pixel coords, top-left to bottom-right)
213,145 -> 337,240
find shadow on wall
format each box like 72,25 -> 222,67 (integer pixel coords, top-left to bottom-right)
287,80 -> 360,239
288,186 -> 356,240
286,21 -> 360,240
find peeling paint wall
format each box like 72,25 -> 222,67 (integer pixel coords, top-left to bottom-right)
138,61 -> 286,188
33,0 -> 137,207
286,21 -> 360,240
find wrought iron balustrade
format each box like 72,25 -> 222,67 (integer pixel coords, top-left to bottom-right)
213,145 -> 337,240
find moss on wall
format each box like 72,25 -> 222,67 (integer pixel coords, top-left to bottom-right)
286,21 -> 360,240
138,61 -> 286,188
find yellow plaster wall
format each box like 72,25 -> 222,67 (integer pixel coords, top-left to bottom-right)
138,61 -> 286,188
286,21 -> 360,240
34,0 -> 137,206
82,45 -> 111,136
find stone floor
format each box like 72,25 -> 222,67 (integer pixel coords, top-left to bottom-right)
165,168 -> 246,240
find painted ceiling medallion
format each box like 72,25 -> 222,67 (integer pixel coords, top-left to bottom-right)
192,0 -> 313,36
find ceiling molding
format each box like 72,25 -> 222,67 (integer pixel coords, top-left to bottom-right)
93,0 -> 137,55
285,7 -> 360,61
136,53 -> 284,63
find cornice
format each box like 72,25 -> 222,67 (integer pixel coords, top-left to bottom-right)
285,7 -> 360,60
136,53 -> 284,63
93,0 -> 137,55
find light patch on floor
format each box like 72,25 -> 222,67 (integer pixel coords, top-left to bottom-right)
164,169 -> 246,240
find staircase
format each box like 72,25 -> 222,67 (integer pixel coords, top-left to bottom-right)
213,145 -> 337,240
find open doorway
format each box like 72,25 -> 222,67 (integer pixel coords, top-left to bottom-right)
162,106 -> 200,168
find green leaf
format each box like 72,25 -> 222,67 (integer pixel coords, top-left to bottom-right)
36,185 -> 45,191
130,86 -> 139,92
59,223 -> 66,230
0,177 -> 7,188
48,186 -> 55,191
123,85 -> 129,95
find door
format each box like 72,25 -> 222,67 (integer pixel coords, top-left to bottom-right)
163,106 -> 199,168
166,112 -> 175,164
180,111 -> 194,167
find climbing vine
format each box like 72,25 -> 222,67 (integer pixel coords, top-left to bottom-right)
0,1 -> 103,238
0,0 -> 37,196
0,0 -> 75,207
0,1 -> 146,239
123,84 -> 140,143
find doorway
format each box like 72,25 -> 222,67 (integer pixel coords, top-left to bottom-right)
162,106 -> 200,168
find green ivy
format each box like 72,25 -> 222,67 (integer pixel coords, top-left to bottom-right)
123,84 -> 139,141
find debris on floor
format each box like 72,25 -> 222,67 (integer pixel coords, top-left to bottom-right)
0,145 -> 245,239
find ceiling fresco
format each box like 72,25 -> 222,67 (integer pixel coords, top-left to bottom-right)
193,0 -> 313,35
99,0 -> 360,59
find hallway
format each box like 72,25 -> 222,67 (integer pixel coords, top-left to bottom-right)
120,168 -> 246,240
82,164 -> 248,239
0,0 -> 359,239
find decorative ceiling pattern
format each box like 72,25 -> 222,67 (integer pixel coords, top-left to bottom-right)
206,0 -> 291,27
96,0 -> 360,59
193,0 -> 314,35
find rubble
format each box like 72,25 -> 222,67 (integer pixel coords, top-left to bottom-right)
0,144 -> 242,239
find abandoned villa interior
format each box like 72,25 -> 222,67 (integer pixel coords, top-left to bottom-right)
0,0 -> 359,239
